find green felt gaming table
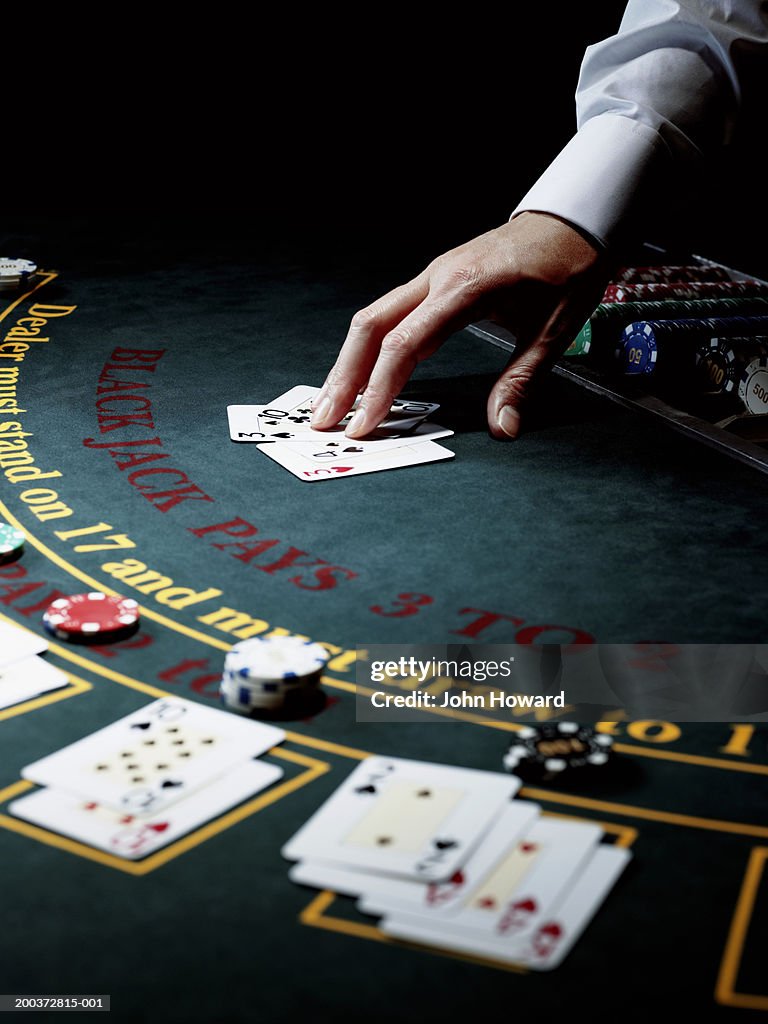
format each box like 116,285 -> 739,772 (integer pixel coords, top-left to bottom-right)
0,230 -> 767,1022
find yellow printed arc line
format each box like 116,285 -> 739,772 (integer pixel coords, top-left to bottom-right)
4,500 -> 768,774
540,812 -> 637,849
0,610 -> 354,706
0,746 -> 330,876
0,610 -> 372,764
520,787 -> 768,842
0,501 -> 356,688
1,267 -> 767,781
299,814 -> 632,975
6,610 -> 768,811
715,846 -> 768,1010
13,607 -> 768,780
0,272 -> 58,323
0,500 -> 233,652
0,670 -> 91,723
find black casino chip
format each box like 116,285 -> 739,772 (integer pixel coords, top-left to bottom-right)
503,722 -> 614,780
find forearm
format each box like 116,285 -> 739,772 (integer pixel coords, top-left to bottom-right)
512,0 -> 768,248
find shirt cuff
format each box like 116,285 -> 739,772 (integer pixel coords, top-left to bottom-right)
510,113 -> 671,249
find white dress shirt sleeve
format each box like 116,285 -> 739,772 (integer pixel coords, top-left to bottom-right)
511,1 -> 768,248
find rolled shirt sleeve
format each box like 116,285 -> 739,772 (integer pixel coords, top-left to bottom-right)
512,0 -> 768,248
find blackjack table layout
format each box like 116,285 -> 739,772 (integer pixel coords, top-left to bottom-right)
1,222 -> 767,1024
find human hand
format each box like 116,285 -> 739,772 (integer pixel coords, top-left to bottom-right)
311,212 -> 610,439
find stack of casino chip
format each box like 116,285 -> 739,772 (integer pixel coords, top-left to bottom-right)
503,723 -> 614,781
42,592 -> 141,644
603,279 -> 768,304
612,264 -> 733,285
616,316 -> 768,381
696,336 -> 768,400
565,296 -> 768,360
0,257 -> 38,293
0,523 -> 25,565
220,636 -> 329,714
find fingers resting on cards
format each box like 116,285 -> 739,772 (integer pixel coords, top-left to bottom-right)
311,213 -> 607,440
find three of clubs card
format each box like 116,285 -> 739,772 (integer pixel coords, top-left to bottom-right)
228,385 -> 454,481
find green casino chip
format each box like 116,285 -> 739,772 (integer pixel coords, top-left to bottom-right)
0,523 -> 25,565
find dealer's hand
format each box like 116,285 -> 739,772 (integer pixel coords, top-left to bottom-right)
311,212 -> 610,439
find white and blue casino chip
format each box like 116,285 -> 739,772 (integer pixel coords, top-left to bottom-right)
0,257 -> 38,293
738,355 -> 768,414
220,636 -> 329,714
224,636 -> 329,682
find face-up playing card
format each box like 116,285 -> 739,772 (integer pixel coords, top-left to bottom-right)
0,655 -> 69,710
380,843 -> 630,969
513,845 -> 631,970
360,816 -> 602,942
10,758 -> 283,860
22,697 -> 285,815
229,386 -> 441,441
271,385 -> 441,432
342,396 -> 442,432
282,757 -> 519,881
290,799 -> 540,903
228,404 -> 397,444
260,438 -> 455,482
262,419 -> 452,458
0,621 -> 48,669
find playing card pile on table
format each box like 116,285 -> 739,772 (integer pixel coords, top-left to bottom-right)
10,697 -> 285,860
0,621 -> 69,711
283,756 -> 631,971
227,385 -> 454,481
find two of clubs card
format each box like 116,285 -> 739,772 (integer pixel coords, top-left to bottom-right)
227,384 -> 455,481
282,756 -> 631,971
10,697 -> 286,860
0,620 -> 69,711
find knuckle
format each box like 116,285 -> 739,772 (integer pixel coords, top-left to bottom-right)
435,260 -> 484,298
361,383 -> 398,409
498,370 -> 534,405
350,306 -> 379,332
324,365 -> 352,391
380,329 -> 415,357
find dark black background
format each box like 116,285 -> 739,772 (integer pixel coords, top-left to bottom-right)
2,7 -> 766,279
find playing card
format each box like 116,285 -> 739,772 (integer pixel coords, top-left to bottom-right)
343,396 -> 442,433
282,757 -> 519,881
22,697 -> 285,815
361,816 -> 602,942
0,621 -> 48,669
229,387 -> 441,441
270,385 -> 441,432
0,655 -> 69,710
267,385 -> 319,408
290,799 -> 540,903
10,758 -> 283,860
289,859 -> 395,897
228,405 -> 400,444
260,438 -> 455,482
513,845 -> 631,970
379,844 -> 630,969
263,419 -> 452,457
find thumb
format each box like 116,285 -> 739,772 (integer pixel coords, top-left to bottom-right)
486,340 -> 552,440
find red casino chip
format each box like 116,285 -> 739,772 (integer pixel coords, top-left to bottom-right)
42,592 -> 140,644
